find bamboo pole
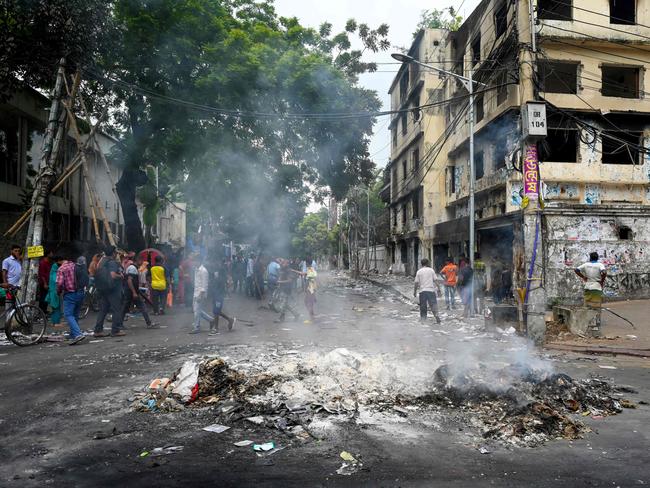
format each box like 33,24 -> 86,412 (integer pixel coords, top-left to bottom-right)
63,95 -> 116,247
4,107 -> 107,238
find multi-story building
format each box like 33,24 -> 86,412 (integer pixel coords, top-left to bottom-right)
386,29 -> 449,275
389,0 -> 650,304
0,84 -> 186,254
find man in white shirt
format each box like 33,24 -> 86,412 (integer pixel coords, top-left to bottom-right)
2,244 -> 22,288
414,258 -> 442,324
190,259 -> 211,334
575,252 -> 607,308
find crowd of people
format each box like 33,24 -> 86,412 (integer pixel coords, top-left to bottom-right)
414,253 -> 514,322
0,243 -> 321,345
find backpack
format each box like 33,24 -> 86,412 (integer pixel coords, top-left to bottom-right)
95,258 -> 115,292
75,263 -> 90,291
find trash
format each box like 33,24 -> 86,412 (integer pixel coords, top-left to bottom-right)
101,419 -> 111,423
478,446 -> 491,454
149,378 -> 171,391
253,442 -> 275,452
245,416 -> 265,425
140,451 -> 149,458
171,361 -> 200,403
626,335 -> 638,340
340,451 -> 356,462
598,365 -> 617,370
234,440 -> 254,447
202,424 -> 230,434
150,446 -> 184,456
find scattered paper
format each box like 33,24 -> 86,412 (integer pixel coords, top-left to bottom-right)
234,440 -> 254,447
598,365 -> 617,370
253,442 -> 275,452
202,424 -> 230,434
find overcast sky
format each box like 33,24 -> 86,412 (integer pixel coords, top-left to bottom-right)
273,0 -> 481,169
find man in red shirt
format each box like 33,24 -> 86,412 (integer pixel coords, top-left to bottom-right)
440,258 -> 459,310
38,250 -> 53,313
56,254 -> 87,345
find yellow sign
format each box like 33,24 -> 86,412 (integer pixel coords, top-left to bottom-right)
27,245 -> 45,259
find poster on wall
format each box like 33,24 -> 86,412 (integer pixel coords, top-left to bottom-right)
523,144 -> 539,199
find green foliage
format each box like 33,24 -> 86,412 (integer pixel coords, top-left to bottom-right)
91,0 -> 389,249
0,0 -> 112,97
291,208 -> 336,258
413,7 -> 463,37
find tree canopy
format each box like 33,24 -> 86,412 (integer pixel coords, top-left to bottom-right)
413,7 -> 462,37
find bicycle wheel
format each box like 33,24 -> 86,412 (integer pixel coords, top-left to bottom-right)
80,293 -> 92,319
5,304 -> 47,346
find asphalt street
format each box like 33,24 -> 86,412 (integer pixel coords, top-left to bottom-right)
0,272 -> 648,487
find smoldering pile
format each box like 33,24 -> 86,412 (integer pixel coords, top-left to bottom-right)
131,348 -> 636,448
419,363 -> 637,446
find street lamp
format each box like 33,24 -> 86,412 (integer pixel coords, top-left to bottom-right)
392,52 -> 485,313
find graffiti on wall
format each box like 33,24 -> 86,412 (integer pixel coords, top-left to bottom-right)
605,272 -> 650,296
543,182 -> 579,200
584,185 -> 600,205
511,181 -> 523,206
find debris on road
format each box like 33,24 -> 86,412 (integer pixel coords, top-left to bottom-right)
337,450 -> 362,476
202,424 -> 230,433
234,440 -> 254,447
253,442 -> 275,452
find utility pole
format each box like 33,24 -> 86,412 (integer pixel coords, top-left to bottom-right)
468,68 -> 476,316
520,0 -> 547,344
366,184 -> 370,271
21,59 -> 67,304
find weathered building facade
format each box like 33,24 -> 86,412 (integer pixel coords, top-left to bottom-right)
0,85 -> 186,254
389,0 -> 650,303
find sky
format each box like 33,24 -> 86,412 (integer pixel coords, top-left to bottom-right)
273,0 -> 481,170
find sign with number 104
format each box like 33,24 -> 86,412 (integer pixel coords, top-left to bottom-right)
523,102 -> 547,138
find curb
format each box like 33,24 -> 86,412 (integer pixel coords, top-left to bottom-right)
356,274 -> 413,303
545,343 -> 650,358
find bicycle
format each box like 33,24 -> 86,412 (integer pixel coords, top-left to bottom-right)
79,283 -> 100,319
2,286 -> 48,346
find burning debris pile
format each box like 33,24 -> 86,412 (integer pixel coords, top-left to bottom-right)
133,358 -> 275,413
424,364 -> 636,446
132,348 -> 636,447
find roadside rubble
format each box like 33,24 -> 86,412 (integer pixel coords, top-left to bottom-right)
131,343 -> 636,448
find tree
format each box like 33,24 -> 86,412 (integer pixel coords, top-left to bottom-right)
0,0 -> 111,98
90,0 -> 388,251
413,7 -> 462,37
291,208 -> 336,259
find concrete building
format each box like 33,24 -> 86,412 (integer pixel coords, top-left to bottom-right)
0,84 -> 186,254
388,0 -> 650,303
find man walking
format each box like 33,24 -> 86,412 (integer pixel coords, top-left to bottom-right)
457,258 -> 474,318
575,252 -> 607,308
245,253 -> 255,297
190,258 -> 210,334
208,259 -> 236,334
440,258 -> 458,310
56,254 -> 87,345
414,258 -> 442,324
274,259 -> 300,323
123,258 -> 157,329
38,250 -> 53,313
94,245 -> 126,337
266,257 -> 281,309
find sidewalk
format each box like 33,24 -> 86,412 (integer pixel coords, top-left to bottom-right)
546,299 -> 650,358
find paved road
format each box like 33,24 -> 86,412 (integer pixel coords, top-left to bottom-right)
0,273 -> 648,487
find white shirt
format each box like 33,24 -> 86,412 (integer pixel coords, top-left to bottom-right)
194,264 -> 209,297
577,261 -> 606,291
414,267 -> 439,293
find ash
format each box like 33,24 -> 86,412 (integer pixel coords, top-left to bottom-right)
132,344 -> 636,448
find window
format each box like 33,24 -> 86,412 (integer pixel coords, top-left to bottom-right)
393,207 -> 397,227
538,128 -> 578,162
392,127 -> 397,148
449,166 -> 456,194
401,113 -> 407,135
602,130 -> 641,164
402,204 -> 407,224
538,0 -> 572,20
412,191 -> 420,219
402,159 -> 407,180
399,71 -> 410,102
602,66 -> 640,98
474,94 -> 484,123
610,0 -> 635,25
400,242 -> 407,263
392,168 -> 398,197
618,225 -> 632,240
494,137 -> 507,169
495,3 -> 508,38
471,35 -> 481,65
538,61 -> 579,94
413,148 -> 420,172
0,112 -> 20,186
474,151 -> 484,180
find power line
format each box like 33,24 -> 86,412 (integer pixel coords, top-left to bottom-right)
539,30 -> 650,65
